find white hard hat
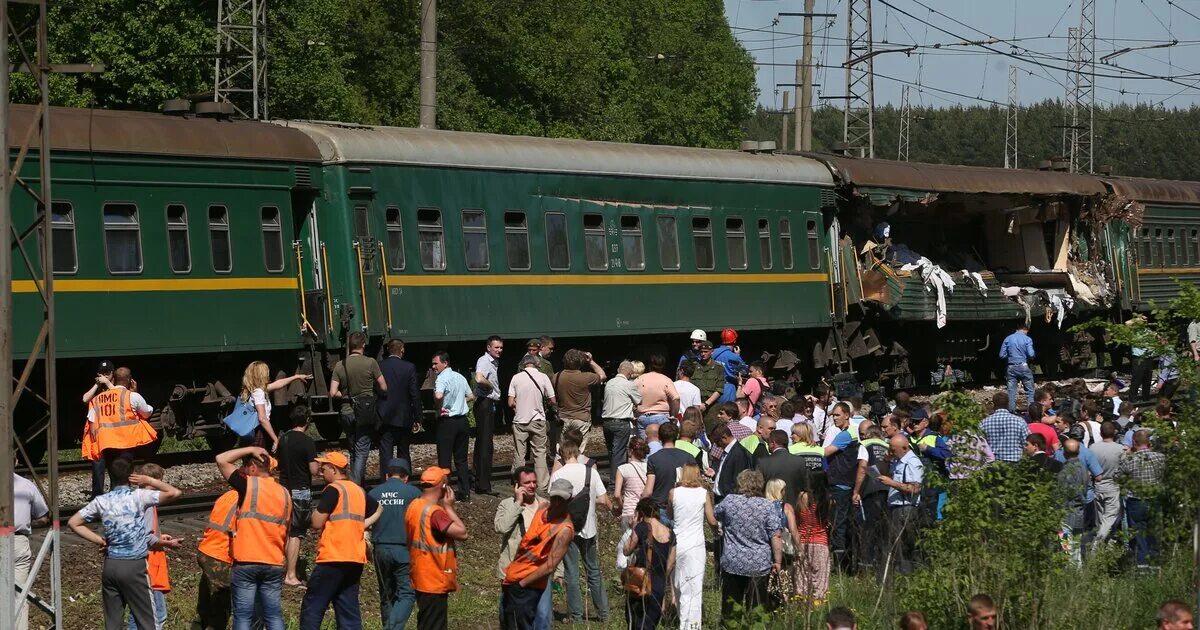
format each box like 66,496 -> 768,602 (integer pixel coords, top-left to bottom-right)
690,329 -> 707,342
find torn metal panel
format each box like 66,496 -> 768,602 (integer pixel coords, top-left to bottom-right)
806,153 -> 1109,196
1102,177 -> 1200,207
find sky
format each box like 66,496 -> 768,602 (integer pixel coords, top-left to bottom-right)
723,0 -> 1200,110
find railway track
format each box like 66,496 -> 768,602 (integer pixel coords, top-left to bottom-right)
26,439 -> 347,477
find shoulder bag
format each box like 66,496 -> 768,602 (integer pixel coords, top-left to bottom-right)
621,523 -> 654,598
523,370 -> 557,420
223,396 -> 260,438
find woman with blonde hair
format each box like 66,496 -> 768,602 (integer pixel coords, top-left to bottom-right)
240,360 -> 312,451
765,478 -> 798,604
669,463 -> 716,629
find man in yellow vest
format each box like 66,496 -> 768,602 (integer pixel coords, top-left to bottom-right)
216,446 -> 291,630
299,451 -> 378,629
406,467 -> 469,630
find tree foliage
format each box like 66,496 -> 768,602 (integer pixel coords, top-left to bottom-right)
744,101 -> 1200,180
15,0 -> 756,148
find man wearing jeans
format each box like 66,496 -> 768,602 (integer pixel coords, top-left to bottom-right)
216,446 -> 292,630
999,323 -> 1036,411
510,356 -> 556,494
549,440 -> 611,623
368,458 -> 421,629
329,331 -> 388,485
1120,430 -> 1166,568
601,361 -> 640,483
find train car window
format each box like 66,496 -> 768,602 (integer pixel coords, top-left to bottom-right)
461,209 -> 490,271
1167,229 -> 1177,266
261,206 -> 284,273
1137,228 -> 1150,265
1192,230 -> 1199,266
385,207 -> 405,271
504,211 -> 531,271
584,213 -> 608,271
546,212 -> 571,271
418,208 -> 446,271
757,218 -> 773,270
779,218 -> 794,270
621,215 -> 645,271
353,205 -> 371,238
103,203 -> 142,274
166,204 -> 190,273
49,201 -> 77,274
1153,228 -> 1164,267
726,217 -> 747,270
208,205 -> 232,273
656,216 -> 680,271
692,217 -> 714,271
806,219 -> 821,269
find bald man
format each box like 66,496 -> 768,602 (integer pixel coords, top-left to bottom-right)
878,434 -> 923,574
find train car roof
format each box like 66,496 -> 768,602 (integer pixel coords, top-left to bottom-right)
1102,176 -> 1200,206
8,105 -> 322,162
805,153 -> 1109,197
277,121 -> 836,186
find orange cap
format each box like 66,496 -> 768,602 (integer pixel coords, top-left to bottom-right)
418,467 -> 450,487
314,451 -> 350,469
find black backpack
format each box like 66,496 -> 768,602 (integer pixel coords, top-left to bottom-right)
566,460 -> 594,532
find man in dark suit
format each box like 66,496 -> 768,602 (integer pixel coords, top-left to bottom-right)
756,429 -> 808,505
712,423 -> 755,503
379,338 -> 421,473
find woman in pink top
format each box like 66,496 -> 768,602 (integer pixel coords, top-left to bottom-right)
637,354 -> 680,434
612,436 -> 650,531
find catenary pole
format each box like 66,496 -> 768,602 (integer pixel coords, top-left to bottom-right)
419,0 -> 437,129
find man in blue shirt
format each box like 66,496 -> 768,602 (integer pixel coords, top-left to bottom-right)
368,458 -> 422,629
999,323 -> 1036,411
879,434 -> 924,575
67,458 -> 182,629
433,351 -> 474,501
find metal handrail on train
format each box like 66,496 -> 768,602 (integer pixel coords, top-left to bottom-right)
320,242 -> 334,334
378,245 -> 395,333
353,240 -> 370,331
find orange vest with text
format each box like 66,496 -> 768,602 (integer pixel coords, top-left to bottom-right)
89,387 -> 157,452
405,497 -> 458,594
146,507 -> 170,592
232,476 -> 290,566
198,489 -> 240,564
316,480 -> 367,564
502,507 -> 574,590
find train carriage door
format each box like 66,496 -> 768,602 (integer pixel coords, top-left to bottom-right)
801,211 -> 835,319
350,196 -> 385,337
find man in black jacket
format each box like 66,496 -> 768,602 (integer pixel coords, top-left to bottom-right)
379,338 -> 422,473
756,429 -> 807,504
712,423 -> 755,503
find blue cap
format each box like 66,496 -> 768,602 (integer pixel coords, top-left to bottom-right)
387,458 -> 411,475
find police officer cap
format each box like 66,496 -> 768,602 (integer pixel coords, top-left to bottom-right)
699,340 -> 714,350
526,338 -> 542,349
388,458 -> 411,475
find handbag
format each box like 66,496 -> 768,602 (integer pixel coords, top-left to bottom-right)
222,397 -> 260,438
621,525 -> 655,598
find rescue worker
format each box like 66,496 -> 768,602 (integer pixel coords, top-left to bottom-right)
907,408 -> 951,521
215,446 -> 292,630
788,423 -> 826,472
88,367 -> 158,491
369,458 -> 421,630
299,451 -> 377,629
852,425 -> 891,572
737,416 -> 774,463
711,328 -> 746,404
82,359 -> 115,498
677,329 -> 707,371
193,488 -> 239,630
692,341 -> 726,424
406,467 -> 469,630
499,477 -> 576,630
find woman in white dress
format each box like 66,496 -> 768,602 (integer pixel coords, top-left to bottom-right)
668,463 -> 717,630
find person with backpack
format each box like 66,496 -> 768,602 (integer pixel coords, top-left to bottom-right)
549,434 -> 611,624
329,331 -> 388,485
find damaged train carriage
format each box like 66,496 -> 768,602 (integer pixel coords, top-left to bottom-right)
806,156 -> 1136,388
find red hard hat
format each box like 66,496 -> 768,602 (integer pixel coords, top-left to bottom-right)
721,328 -> 738,344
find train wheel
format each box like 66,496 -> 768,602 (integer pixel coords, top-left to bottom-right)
315,416 -> 343,441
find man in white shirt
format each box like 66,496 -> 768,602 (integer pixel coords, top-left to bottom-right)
508,355 -> 556,493
674,362 -> 702,413
736,398 -> 757,434
473,335 -> 504,496
549,439 -> 611,624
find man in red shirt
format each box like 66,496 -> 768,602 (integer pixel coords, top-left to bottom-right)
1026,411 -> 1060,455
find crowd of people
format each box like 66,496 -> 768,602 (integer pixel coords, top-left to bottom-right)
54,322 -> 1195,629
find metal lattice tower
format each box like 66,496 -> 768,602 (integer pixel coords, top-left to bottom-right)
214,0 -> 268,119
843,0 -> 875,158
898,85 -> 911,161
1005,66 -> 1018,168
1063,27 -> 1079,166
1070,0 -> 1096,173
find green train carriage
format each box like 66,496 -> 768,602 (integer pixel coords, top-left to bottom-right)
8,106 -> 321,454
